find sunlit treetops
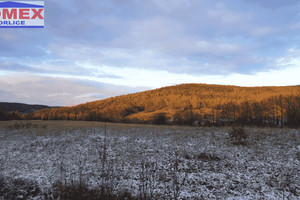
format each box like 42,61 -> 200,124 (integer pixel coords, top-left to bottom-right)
31,84 -> 300,127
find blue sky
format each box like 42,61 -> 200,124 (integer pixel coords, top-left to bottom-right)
1,0 -> 300,106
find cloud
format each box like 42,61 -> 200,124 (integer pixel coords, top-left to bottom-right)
0,0 -> 300,106
42,0 -> 294,77
250,26 -> 276,36
153,0 -> 191,12
0,61 -> 30,72
242,0 -> 300,9
48,36 -> 255,76
275,48 -> 300,69
77,58 -> 300,88
2,0 -> 297,76
47,92 -> 72,97
0,74 -> 147,106
0,58 -> 121,79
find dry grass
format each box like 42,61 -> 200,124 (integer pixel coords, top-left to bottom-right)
0,120 -> 103,130
0,120 -> 205,138
0,121 -> 299,199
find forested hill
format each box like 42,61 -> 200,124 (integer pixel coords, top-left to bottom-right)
0,102 -> 55,121
32,84 -> 300,127
0,102 -> 52,114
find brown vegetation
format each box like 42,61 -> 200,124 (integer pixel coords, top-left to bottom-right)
9,84 -> 300,127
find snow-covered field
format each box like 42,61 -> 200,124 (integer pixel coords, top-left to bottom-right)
0,121 -> 299,199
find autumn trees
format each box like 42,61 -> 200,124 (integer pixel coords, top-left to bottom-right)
19,84 -> 300,127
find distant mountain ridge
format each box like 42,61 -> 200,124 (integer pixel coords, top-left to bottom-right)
0,102 -> 54,114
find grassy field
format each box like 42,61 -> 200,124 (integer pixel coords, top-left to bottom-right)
0,121 -> 299,199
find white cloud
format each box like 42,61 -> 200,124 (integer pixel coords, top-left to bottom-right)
250,26 -> 276,36
153,0 -> 191,12
207,2 -> 252,25
47,92 -> 72,97
0,74 -> 145,106
275,48 -> 300,68
77,60 -> 300,89
195,40 -> 242,54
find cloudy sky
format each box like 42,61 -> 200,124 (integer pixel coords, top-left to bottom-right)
1,0 -> 300,106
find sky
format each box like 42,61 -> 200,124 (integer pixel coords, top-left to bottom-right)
1,0 -> 300,106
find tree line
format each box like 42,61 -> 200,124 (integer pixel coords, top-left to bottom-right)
9,94 -> 298,128
0,110 -> 21,121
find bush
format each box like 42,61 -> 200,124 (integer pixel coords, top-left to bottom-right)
52,181 -> 137,200
152,113 -> 167,125
228,126 -> 248,145
0,176 -> 41,200
0,176 -> 137,200
8,122 -> 39,129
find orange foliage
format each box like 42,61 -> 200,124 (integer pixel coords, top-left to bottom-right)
32,84 -> 300,126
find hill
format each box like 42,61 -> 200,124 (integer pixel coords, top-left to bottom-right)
32,84 -> 300,126
0,102 -> 56,121
0,102 -> 53,114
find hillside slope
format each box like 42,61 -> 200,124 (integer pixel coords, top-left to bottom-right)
32,84 -> 300,126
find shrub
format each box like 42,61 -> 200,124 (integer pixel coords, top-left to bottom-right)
228,126 -> 248,145
152,113 -> 167,125
0,177 -> 41,200
52,181 -> 137,200
8,122 -> 39,129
